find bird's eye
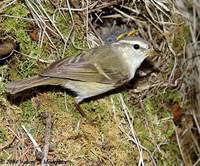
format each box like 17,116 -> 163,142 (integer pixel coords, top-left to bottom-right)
133,44 -> 140,49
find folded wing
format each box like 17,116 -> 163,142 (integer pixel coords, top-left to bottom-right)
40,46 -> 129,85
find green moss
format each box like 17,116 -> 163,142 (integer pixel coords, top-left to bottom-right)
2,4 -> 28,32
4,3 -> 29,17
17,59 -> 39,77
172,24 -> 191,53
1,3 -> 48,79
163,90 -> 182,104
0,65 -> 8,94
145,98 -> 154,112
0,1 -> 185,165
126,93 -> 177,153
153,142 -> 181,165
20,100 -> 37,122
0,128 -> 8,143
50,92 -> 82,119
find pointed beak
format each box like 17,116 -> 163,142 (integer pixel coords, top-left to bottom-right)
145,49 -> 160,58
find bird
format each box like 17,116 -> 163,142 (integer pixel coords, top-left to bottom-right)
6,36 -> 155,104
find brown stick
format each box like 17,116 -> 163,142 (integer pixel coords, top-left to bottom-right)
88,0 -> 127,14
74,102 -> 87,118
41,112 -> 52,165
0,136 -> 16,151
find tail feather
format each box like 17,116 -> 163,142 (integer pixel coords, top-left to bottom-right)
6,76 -> 52,94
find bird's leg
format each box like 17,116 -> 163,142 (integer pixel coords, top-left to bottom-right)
74,102 -> 87,117
74,97 -> 87,117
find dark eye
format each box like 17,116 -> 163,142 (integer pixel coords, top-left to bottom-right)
133,44 -> 140,49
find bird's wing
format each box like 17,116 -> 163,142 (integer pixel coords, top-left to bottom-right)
40,45 -> 130,85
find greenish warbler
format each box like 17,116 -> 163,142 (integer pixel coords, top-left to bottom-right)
6,37 -> 155,103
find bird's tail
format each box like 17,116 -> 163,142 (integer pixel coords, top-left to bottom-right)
6,76 -> 53,94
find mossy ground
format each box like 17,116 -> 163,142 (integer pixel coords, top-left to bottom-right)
0,1 -> 189,165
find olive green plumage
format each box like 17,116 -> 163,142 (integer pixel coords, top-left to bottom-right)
6,37 -> 153,103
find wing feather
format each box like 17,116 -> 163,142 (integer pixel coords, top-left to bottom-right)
40,45 -> 129,85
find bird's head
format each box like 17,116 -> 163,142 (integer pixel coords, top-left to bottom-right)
113,36 -> 158,74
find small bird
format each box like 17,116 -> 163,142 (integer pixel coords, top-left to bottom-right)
6,37 -> 155,104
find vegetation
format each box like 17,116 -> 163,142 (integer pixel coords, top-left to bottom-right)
0,0 -> 198,165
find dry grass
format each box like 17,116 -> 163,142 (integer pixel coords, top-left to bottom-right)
0,0 -> 199,165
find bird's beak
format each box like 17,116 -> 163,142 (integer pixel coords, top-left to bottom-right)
145,49 -> 160,58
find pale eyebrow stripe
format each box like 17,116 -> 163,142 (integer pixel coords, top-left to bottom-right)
118,40 -> 149,49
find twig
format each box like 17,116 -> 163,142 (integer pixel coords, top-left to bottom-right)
24,0 -> 58,49
86,0 -> 89,43
41,112 -> 52,166
0,136 -> 16,151
110,96 -> 116,120
0,0 -> 17,13
113,7 -> 145,23
88,0 -> 125,14
174,124 -> 188,165
193,158 -> 200,166
22,125 -> 44,160
61,0 -> 75,58
167,43 -> 177,83
14,50 -> 52,64
119,94 -> 156,166
69,0 -> 104,44
88,21 -> 104,44
192,109 -> 200,134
